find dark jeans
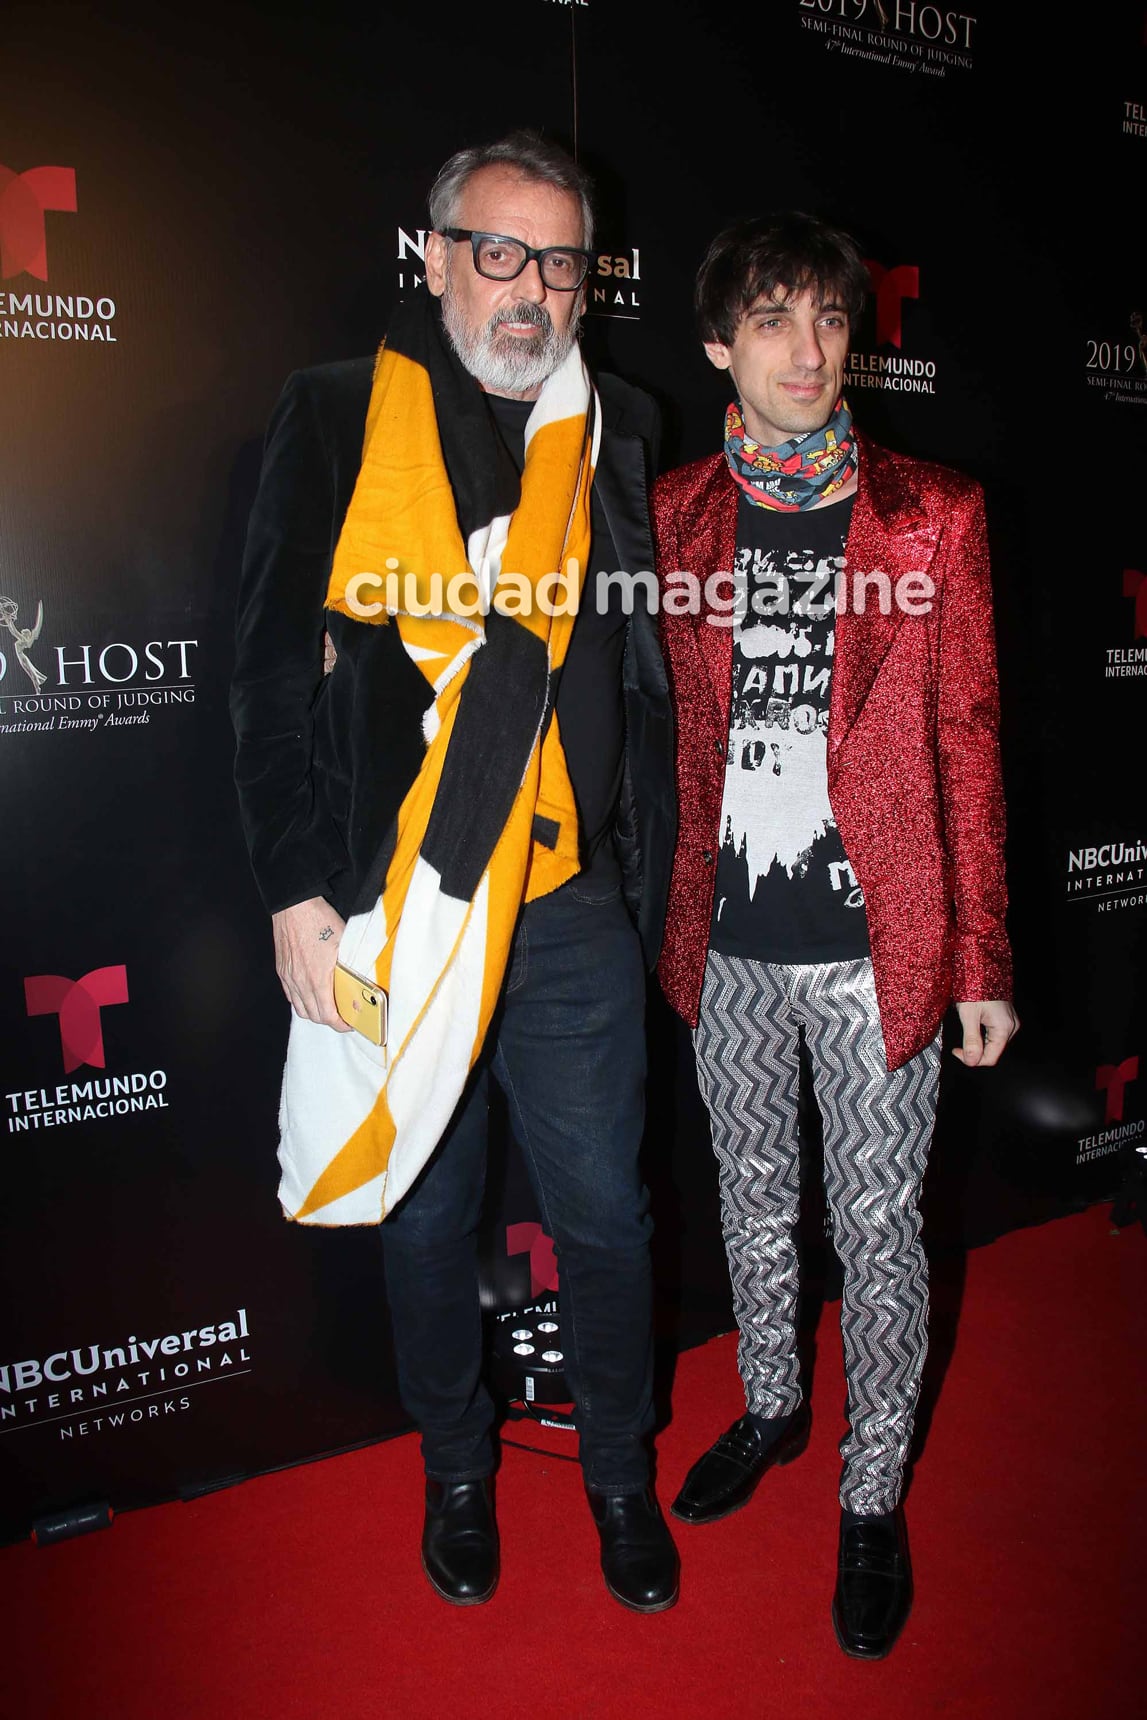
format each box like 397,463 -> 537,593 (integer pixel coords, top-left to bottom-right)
378,858 -> 654,1493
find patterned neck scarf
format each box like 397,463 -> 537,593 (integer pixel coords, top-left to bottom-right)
724,396 -> 857,511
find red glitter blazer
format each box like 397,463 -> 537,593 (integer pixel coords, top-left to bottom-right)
653,433 -> 1012,1071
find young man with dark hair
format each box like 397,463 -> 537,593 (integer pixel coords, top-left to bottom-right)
654,211 -> 1017,1657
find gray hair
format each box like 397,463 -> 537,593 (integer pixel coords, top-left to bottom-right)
428,130 -> 595,248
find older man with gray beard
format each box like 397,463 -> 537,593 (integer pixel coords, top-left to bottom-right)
230,132 -> 678,1611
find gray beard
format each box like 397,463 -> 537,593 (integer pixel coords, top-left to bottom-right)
442,276 -> 580,395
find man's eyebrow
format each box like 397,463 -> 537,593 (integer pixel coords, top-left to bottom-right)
745,297 -> 849,319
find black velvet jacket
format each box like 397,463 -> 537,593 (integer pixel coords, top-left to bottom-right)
230,357 -> 676,968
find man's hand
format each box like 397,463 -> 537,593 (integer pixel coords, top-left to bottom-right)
272,896 -> 351,1030
952,1000 -> 1019,1068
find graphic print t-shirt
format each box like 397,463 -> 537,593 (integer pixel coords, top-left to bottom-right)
710,493 -> 871,964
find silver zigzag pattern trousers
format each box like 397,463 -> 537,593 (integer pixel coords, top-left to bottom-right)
694,951 -> 941,1515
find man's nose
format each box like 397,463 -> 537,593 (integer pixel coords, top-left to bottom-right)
513,258 -> 548,303
792,325 -> 827,370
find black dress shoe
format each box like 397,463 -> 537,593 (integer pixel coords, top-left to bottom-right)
831,1506 -> 912,1659
421,1478 -> 499,1605
670,1404 -> 811,1525
586,1487 -> 680,1612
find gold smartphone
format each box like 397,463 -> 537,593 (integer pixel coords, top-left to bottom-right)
333,963 -> 388,1046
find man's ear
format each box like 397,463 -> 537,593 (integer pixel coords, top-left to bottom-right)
424,230 -> 448,298
703,339 -> 733,372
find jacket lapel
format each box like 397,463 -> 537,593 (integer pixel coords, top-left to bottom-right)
595,427 -> 668,696
829,433 -> 942,757
689,462 -> 738,728
594,427 -> 655,584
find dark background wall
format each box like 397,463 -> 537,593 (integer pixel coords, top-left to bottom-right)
2,0 -> 1144,1542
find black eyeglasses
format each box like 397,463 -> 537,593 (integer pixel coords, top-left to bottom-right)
439,228 -> 592,291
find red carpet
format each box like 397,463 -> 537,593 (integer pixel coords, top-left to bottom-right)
2,1206 -> 1143,1720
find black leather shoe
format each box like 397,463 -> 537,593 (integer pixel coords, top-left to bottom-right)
586,1487 -> 680,1612
421,1478 -> 499,1605
831,1506 -> 912,1659
670,1404 -> 811,1525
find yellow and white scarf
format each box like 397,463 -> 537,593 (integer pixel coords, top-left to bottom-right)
277,295 -> 599,1224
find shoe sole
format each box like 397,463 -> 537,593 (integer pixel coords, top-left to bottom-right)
604,1578 -> 679,1613
669,1417 -> 811,1526
421,1554 -> 499,1606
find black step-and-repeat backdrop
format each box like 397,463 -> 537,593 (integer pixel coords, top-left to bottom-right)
2,0 -> 1144,1542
